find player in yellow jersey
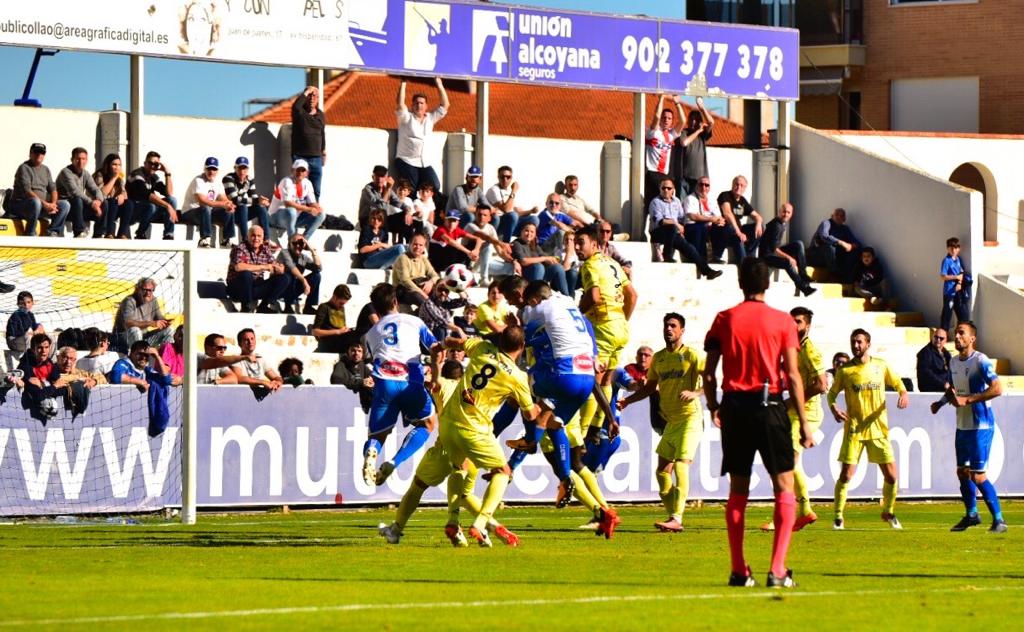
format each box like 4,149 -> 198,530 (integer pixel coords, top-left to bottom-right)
827,328 -> 909,530
759,307 -> 828,532
440,328 -> 540,547
619,312 -> 704,532
378,354 -> 520,547
575,223 -> 637,446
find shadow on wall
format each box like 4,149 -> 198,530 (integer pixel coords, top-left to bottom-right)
1019,200 -> 1024,248
240,122 -> 278,199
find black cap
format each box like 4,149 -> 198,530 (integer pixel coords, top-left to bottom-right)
30,143 -> 46,155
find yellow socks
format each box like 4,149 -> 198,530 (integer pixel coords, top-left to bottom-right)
834,479 -> 849,519
793,464 -> 811,516
882,480 -> 897,515
577,467 -> 608,509
473,472 -> 509,532
396,482 -> 426,531
672,461 -> 688,520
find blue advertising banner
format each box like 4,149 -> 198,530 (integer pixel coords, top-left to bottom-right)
6,387 -> 1022,515
345,0 -> 800,100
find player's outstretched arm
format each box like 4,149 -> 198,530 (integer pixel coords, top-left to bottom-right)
619,376 -> 659,410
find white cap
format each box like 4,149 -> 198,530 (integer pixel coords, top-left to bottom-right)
292,158 -> 309,171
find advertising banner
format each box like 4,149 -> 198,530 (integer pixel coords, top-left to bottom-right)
0,0 -> 350,69
347,0 -> 799,100
7,386 -> 1021,515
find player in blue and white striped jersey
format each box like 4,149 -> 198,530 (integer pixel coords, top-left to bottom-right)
930,321 -> 1007,533
362,284 -> 439,488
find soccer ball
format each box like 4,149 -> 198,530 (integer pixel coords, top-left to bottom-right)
443,263 -> 473,292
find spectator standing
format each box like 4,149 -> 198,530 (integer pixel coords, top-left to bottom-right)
93,153 -> 130,239
394,77 -> 449,194
269,159 -> 325,240
7,143 -> 70,237
809,208 -> 860,282
126,150 -> 178,240
702,258 -> 814,588
112,277 -> 174,349
511,222 -> 572,296
182,157 -> 235,248
916,328 -> 952,393
310,284 -> 357,354
716,175 -> 762,263
759,203 -> 816,297
5,291 -> 45,356
644,95 -> 685,207
648,178 -> 721,279
222,156 -> 270,246
230,328 -> 284,392
291,85 -> 327,201
391,233 -> 440,308
671,96 -> 715,196
624,346 -> 666,434
358,165 -> 401,228
77,328 -> 120,376
279,233 -> 322,315
940,237 -> 971,331
357,208 -> 406,270
227,225 -> 290,313
483,165 -> 538,241
56,147 -> 105,238
446,166 -> 484,226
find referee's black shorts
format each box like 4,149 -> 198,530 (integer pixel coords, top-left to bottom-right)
719,392 -> 795,477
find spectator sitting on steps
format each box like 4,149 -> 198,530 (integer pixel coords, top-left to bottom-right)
112,277 -> 174,350
8,142 -> 71,237
227,225 -> 290,314
56,146 -> 105,239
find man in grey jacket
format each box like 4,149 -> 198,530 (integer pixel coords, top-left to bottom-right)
7,143 -> 70,237
57,147 -> 105,238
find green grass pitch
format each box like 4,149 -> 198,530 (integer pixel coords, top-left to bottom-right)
1,501 -> 1021,629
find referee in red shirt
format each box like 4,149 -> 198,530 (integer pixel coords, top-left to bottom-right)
703,258 -> 815,588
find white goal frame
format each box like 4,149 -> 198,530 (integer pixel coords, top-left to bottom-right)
0,236 -> 198,524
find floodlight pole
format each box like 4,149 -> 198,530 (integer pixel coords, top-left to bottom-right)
630,92 -> 645,240
129,55 -> 144,171
475,81 -> 489,177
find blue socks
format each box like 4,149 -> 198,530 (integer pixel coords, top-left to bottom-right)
977,479 -> 1003,521
363,438 -> 382,457
492,402 -> 519,436
547,427 -> 571,481
959,476 -> 978,515
392,426 -> 430,467
508,449 -> 528,471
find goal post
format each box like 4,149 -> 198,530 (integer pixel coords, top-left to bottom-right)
0,236 -> 197,525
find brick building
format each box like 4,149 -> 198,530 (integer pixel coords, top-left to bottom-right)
797,0 -> 1024,134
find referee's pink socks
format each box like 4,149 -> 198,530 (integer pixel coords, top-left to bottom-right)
725,493 -> 748,575
771,491 -> 797,578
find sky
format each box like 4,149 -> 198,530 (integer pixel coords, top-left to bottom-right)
0,1 -> 685,120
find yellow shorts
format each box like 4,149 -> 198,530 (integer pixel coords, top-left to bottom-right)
838,435 -> 895,465
592,320 -> 629,371
656,413 -> 703,462
414,441 -> 457,488
541,412 -> 583,453
788,410 -> 822,454
441,422 -> 507,471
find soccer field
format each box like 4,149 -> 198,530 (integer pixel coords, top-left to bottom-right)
0,501 -> 1021,630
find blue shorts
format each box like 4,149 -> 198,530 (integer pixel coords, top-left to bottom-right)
368,379 -> 434,435
955,427 -> 994,471
532,371 -> 595,425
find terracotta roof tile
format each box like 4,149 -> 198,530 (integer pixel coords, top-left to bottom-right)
252,71 -> 751,146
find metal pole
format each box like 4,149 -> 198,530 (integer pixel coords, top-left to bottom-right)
129,55 -> 144,170
475,81 -> 489,174
630,92 -> 645,240
777,101 -> 791,206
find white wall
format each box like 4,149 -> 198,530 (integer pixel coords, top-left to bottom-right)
0,105 -> 755,233
834,131 -> 1024,247
974,274 -> 1024,373
790,123 -> 982,326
